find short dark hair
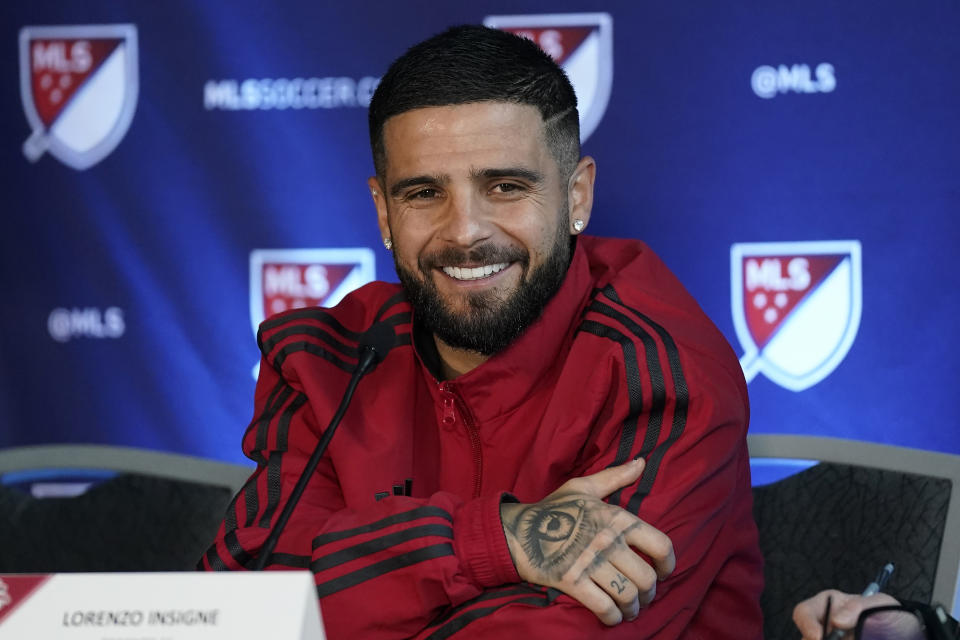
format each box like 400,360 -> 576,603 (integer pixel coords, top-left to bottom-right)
368,25 -> 580,180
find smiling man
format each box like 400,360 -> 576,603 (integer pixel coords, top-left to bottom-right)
202,26 -> 763,639
373,100 -> 581,378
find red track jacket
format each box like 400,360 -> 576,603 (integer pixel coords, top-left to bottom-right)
201,236 -> 764,638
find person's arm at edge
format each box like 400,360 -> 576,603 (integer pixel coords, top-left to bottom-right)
794,590 -> 960,640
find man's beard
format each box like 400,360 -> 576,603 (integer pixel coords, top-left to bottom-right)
394,222 -> 572,357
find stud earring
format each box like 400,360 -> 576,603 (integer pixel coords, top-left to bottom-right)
383,238 -> 393,250
573,219 -> 585,233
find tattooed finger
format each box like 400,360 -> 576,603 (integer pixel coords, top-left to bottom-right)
593,566 -> 640,621
623,518 -> 675,580
610,572 -> 628,595
607,545 -> 658,606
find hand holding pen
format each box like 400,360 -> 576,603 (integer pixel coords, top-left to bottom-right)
823,563 -> 895,640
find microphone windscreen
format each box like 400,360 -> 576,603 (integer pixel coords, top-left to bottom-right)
358,322 -> 396,364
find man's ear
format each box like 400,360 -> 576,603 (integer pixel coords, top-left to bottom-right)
567,156 -> 596,234
368,176 -> 391,245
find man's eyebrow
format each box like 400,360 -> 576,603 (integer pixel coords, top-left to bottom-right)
389,174 -> 447,197
473,167 -> 544,183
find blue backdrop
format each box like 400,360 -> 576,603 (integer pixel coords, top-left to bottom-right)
2,1 -> 958,466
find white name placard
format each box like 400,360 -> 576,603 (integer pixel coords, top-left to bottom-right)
0,571 -> 324,639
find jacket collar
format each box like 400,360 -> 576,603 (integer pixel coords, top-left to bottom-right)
412,238 -> 594,421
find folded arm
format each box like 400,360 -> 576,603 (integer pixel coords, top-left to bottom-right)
200,359 -> 517,639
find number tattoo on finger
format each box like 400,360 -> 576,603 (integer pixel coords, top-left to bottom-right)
610,573 -> 628,595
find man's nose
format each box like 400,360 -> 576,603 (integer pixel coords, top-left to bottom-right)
439,190 -> 491,247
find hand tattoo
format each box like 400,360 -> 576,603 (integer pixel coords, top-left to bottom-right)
610,573 -> 627,595
505,498 -> 599,580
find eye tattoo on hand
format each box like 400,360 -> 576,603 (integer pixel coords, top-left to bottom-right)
508,499 -> 598,578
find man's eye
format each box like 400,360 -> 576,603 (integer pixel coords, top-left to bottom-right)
492,183 -> 522,194
410,189 -> 438,199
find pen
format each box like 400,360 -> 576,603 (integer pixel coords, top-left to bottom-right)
824,563 -> 895,640
863,563 -> 895,596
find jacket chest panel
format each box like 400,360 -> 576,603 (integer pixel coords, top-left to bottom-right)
324,348 -> 615,507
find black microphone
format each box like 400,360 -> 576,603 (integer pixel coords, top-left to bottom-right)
355,320 -> 396,370
250,321 -> 395,571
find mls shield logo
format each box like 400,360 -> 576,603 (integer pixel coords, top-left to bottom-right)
249,248 -> 375,377
250,248 -> 376,334
731,240 -> 862,391
19,24 -> 138,170
483,13 -> 612,143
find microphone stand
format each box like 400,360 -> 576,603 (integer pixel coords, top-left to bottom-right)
250,345 -> 379,571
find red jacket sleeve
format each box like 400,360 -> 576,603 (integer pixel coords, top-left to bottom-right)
199,355 -> 521,639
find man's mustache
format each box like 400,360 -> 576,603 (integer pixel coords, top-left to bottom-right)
420,244 -> 529,270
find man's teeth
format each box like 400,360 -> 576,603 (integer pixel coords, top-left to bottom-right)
442,263 -> 509,281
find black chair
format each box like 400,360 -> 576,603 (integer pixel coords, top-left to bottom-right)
0,444 -> 252,572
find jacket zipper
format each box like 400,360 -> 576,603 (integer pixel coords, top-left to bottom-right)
439,382 -> 483,498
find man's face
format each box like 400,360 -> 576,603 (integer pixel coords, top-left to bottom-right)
369,102 -> 592,355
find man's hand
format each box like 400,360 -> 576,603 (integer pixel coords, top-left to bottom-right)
500,458 -> 675,626
793,590 -> 909,640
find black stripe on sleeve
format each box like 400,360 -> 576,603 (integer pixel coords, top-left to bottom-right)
374,291 -> 408,321
426,584 -> 548,628
314,543 -> 454,598
577,319 -> 646,466
254,379 -> 286,424
256,389 -> 309,529
245,380 -> 286,466
243,473 -> 260,528
588,301 -> 668,460
243,389 -> 290,526
224,530 -> 253,568
381,310 -> 412,327
579,311 -> 667,507
266,312 -> 413,373
223,485 -> 242,533
204,544 -> 229,571
424,596 -> 551,640
276,392 -> 307,453
255,387 -> 307,529
600,285 -> 690,514
258,308 -> 361,350
254,385 -> 293,457
265,552 -> 311,569
271,331 -> 412,373
258,451 -> 283,528
264,310 -> 412,359
312,506 -> 453,549
261,324 -> 358,362
259,308 -> 412,362
311,524 -> 452,573
245,384 -> 296,527
273,340 -> 355,373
